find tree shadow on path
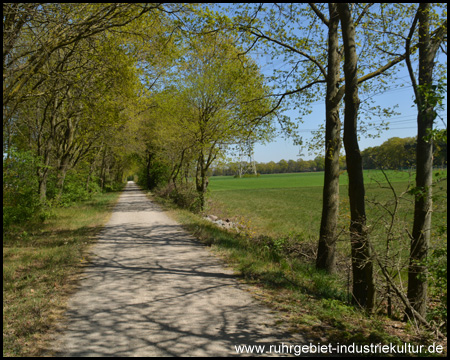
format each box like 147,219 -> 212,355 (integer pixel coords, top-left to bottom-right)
52,183 -> 308,357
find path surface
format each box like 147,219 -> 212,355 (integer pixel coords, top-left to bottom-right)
53,182 -> 306,356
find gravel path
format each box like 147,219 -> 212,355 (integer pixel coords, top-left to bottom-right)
52,182 -> 305,356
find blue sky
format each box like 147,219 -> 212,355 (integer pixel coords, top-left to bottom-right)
213,4 -> 447,163
253,71 -> 447,162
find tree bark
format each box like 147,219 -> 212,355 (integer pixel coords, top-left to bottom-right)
146,150 -> 154,189
55,116 -> 75,201
316,4 -> 343,274
99,146 -> 108,192
196,151 -> 208,211
338,3 -> 375,312
37,149 -> 51,202
56,155 -> 70,200
406,3 -> 445,319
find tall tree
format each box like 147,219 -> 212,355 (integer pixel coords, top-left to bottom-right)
220,3 -> 345,274
337,3 -> 375,311
314,3 -> 343,274
144,32 -> 276,209
405,3 -> 447,319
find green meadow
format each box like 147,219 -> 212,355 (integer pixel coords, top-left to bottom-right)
208,170 -> 446,241
209,170 -> 415,192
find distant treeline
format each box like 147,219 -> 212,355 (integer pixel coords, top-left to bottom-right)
361,136 -> 446,170
211,156 -> 340,176
211,136 -> 447,176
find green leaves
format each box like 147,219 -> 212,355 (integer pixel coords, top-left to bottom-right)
414,80 -> 447,113
134,29 -> 278,203
3,150 -> 42,229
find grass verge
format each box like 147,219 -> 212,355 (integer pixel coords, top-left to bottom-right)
3,190 -> 122,357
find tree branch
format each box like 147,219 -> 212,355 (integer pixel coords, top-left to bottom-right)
308,3 -> 329,27
405,9 -> 420,106
368,239 -> 445,339
244,26 -> 328,78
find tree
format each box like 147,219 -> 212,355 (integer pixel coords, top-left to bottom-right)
10,27 -> 139,202
314,4 -> 344,274
172,32 -> 275,209
404,3 -> 447,319
376,137 -> 416,169
278,159 -> 288,173
3,3 -> 188,213
216,3 -> 346,274
135,31 -> 276,210
337,3 -> 375,311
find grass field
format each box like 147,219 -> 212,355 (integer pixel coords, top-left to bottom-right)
209,170 -> 415,191
207,170 -> 447,274
208,170 -> 446,238
209,171 -> 396,237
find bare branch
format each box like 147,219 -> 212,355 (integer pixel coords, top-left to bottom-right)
244,26 -> 328,79
308,3 -> 329,27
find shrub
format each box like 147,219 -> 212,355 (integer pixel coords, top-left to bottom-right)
57,171 -> 93,206
3,151 -> 41,230
233,173 -> 260,178
103,182 -> 125,193
155,182 -> 202,212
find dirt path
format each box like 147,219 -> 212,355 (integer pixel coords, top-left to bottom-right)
52,182 -> 306,356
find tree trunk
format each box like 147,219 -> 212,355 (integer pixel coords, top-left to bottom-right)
86,147 -> 101,192
406,3 -> 442,319
316,4 -> 343,274
55,114 -> 76,201
196,152 -> 207,211
37,146 -> 51,202
338,3 -> 375,312
56,155 -> 70,201
38,168 -> 49,202
408,110 -> 433,318
146,150 -> 154,189
99,146 -> 108,192
36,106 -> 55,203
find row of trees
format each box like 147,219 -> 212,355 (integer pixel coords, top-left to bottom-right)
3,4 -> 189,226
362,136 -> 447,170
211,156 -> 338,176
211,136 -> 447,176
134,31 -> 280,209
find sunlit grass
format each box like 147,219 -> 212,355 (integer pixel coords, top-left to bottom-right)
208,169 -> 417,192
3,191 -> 121,357
208,170 -> 447,251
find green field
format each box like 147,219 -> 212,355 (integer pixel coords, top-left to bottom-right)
209,170 -> 416,191
208,170 -> 447,241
